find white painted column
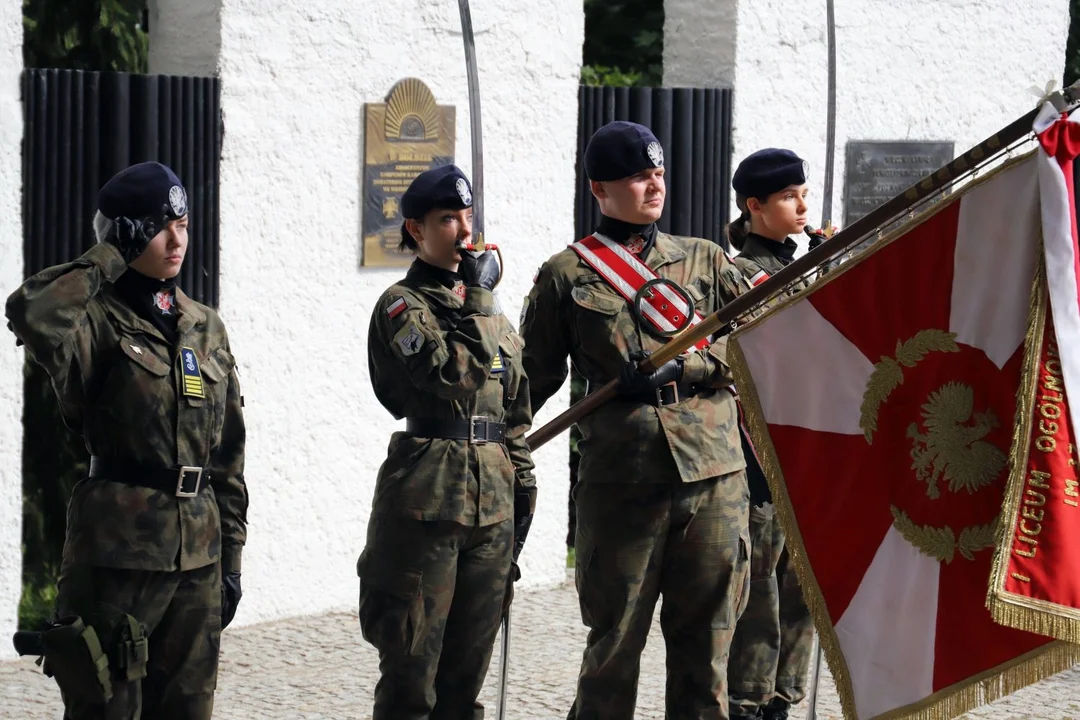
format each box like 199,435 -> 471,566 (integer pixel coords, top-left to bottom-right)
0,0 -> 25,659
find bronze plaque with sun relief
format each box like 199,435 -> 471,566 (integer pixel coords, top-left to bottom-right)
361,78 -> 456,268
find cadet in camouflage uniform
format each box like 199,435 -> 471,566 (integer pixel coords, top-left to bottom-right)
358,165 -> 537,720
520,121 -> 751,720
725,149 -> 817,720
5,162 -> 248,719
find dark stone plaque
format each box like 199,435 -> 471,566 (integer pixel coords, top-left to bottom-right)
361,78 -> 456,267
843,141 -> 954,227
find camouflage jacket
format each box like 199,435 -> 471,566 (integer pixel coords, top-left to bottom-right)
520,232 -> 749,484
367,260 -> 535,527
733,234 -> 811,303
5,242 -> 248,574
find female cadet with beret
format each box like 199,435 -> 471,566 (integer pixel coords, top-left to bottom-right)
5,161 -> 248,719
725,148 -> 818,720
358,164 -> 537,719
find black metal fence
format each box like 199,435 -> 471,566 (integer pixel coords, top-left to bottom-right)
575,86 -> 734,248
21,69 -> 222,306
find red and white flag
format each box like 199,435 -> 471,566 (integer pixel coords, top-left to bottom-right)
728,106 -> 1080,719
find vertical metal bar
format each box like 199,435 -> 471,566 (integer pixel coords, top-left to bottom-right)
104,72 -> 131,179
182,76 -> 202,301
71,72 -> 87,254
720,89 -> 734,231
614,86 -> 629,121
22,70 -> 35,278
45,69 -> 59,269
704,89 -> 719,246
197,78 -> 207,305
57,71 -> 73,262
171,76 -> 183,169
651,90 -> 673,234
691,89 -> 706,240
671,88 -> 693,236
159,76 -> 173,169
210,77 -> 222,307
590,86 -> 604,233
86,72 -> 101,229
630,86 -> 652,132
575,85 -> 588,241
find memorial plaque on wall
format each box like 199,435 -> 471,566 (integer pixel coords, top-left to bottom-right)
361,78 -> 456,267
843,141 -> 954,228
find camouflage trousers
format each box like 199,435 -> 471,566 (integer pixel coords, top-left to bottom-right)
568,472 -> 751,720
728,503 -> 814,716
56,562 -> 222,720
358,514 -> 513,720
775,542 -> 814,705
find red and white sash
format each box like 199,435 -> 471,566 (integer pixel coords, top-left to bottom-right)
570,233 -> 709,352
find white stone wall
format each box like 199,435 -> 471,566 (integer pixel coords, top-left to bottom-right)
667,0 -> 1070,245
663,0 -> 737,89
0,0 -> 23,661
148,0 -> 221,77
154,0 -> 584,626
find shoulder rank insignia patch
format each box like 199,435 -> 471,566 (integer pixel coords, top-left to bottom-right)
490,350 -> 505,374
394,321 -> 425,357
179,347 -> 204,398
386,296 -> 407,319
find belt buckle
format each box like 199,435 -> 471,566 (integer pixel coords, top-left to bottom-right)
469,415 -> 489,446
176,466 -> 202,498
656,381 -> 680,406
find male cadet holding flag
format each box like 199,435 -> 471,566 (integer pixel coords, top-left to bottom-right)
520,120 -> 752,720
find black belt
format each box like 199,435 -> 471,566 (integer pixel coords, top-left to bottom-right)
88,457 -> 212,498
405,416 -> 507,444
592,380 -> 706,407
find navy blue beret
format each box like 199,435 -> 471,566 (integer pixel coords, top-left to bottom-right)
97,161 -> 188,221
732,148 -> 808,198
584,121 -> 665,182
401,164 -> 473,220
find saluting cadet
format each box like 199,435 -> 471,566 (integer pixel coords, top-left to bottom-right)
520,121 -> 752,720
6,161 -> 248,719
358,164 -> 537,719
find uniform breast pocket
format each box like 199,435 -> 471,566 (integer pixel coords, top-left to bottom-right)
570,284 -> 625,347
496,330 -> 526,403
94,338 -> 173,438
685,276 -> 713,314
200,347 -> 235,438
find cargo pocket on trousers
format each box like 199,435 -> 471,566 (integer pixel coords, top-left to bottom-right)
357,550 -> 426,656
713,534 -> 751,630
573,540 -> 603,630
748,503 -> 776,581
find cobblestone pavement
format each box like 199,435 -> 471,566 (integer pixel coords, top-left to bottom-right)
3,580 -> 1079,719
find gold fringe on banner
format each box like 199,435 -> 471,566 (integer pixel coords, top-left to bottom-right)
728,149 -> 1080,720
987,238 -> 1080,643
874,642 -> 1080,720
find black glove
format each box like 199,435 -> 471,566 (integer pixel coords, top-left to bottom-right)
513,487 -> 536,562
458,250 -> 501,291
108,215 -> 159,263
221,571 -> 242,630
618,350 -> 683,395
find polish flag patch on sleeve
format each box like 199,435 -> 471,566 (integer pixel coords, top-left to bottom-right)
750,269 -> 770,286
386,296 -> 407,319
